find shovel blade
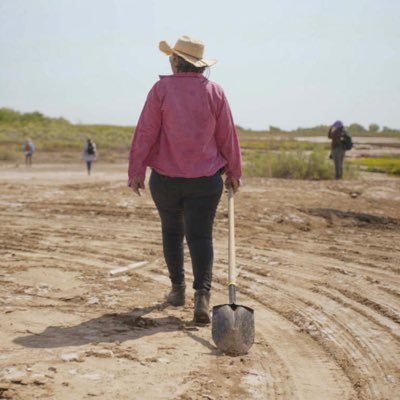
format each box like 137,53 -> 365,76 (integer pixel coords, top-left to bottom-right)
212,303 -> 255,356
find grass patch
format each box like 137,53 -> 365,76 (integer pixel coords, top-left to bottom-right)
350,158 -> 400,176
0,108 -> 134,154
244,149 -> 358,180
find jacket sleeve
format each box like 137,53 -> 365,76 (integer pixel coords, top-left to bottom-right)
128,84 -> 162,181
214,92 -> 242,179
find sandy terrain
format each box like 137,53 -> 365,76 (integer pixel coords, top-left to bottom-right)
1,162 -> 399,400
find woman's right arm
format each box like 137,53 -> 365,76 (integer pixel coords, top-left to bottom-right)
128,84 -> 162,188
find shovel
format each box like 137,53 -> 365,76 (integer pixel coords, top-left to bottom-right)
212,188 -> 255,356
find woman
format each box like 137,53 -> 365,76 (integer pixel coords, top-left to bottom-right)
23,138 -> 35,167
82,138 -> 97,175
328,120 -> 346,179
128,35 -> 242,324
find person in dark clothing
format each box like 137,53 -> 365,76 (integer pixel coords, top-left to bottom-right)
23,139 -> 35,167
82,139 -> 97,175
328,120 -> 348,179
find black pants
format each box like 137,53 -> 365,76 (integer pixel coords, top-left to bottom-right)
86,161 -> 92,175
149,169 -> 223,291
331,147 -> 345,179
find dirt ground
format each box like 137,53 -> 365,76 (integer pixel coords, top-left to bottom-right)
0,162 -> 399,400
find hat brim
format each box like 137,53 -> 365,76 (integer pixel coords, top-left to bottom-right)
159,41 -> 217,67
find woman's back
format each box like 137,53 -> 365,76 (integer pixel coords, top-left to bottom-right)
132,72 -> 239,179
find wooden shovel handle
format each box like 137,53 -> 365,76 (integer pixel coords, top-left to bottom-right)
228,188 -> 236,303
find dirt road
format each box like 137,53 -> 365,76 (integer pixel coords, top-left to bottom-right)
1,163 -> 399,399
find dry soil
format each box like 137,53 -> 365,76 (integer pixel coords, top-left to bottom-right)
0,162 -> 399,400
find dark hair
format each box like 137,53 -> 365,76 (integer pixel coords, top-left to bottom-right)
175,55 -> 206,73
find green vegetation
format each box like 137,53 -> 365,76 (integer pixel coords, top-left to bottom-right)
238,123 -> 400,138
241,139 -> 328,152
350,158 -> 400,176
0,108 -> 398,178
245,149 -> 351,180
0,108 -> 134,161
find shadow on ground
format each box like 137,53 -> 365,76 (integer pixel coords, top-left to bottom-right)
13,302 -> 221,354
14,303 -> 184,348
304,208 -> 399,227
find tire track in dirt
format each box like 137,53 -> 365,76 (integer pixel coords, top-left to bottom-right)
219,247 -> 400,399
225,275 -> 393,399
234,252 -> 400,340
310,285 -> 400,342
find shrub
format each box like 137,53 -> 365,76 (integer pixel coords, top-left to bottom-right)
244,149 -> 354,180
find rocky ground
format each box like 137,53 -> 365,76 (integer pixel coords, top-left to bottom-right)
0,162 -> 399,400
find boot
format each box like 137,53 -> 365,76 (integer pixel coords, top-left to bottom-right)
166,283 -> 186,306
194,289 -> 211,324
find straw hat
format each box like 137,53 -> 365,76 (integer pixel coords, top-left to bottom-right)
159,35 -> 217,67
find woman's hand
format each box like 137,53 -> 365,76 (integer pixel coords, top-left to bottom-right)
128,177 -> 145,196
224,176 -> 240,193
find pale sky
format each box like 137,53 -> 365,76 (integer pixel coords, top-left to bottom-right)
1,0 -> 399,130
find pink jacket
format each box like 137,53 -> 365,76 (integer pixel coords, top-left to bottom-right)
128,73 -> 242,181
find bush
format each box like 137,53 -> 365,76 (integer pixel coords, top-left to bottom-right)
0,108 -> 21,123
245,150 -> 345,180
